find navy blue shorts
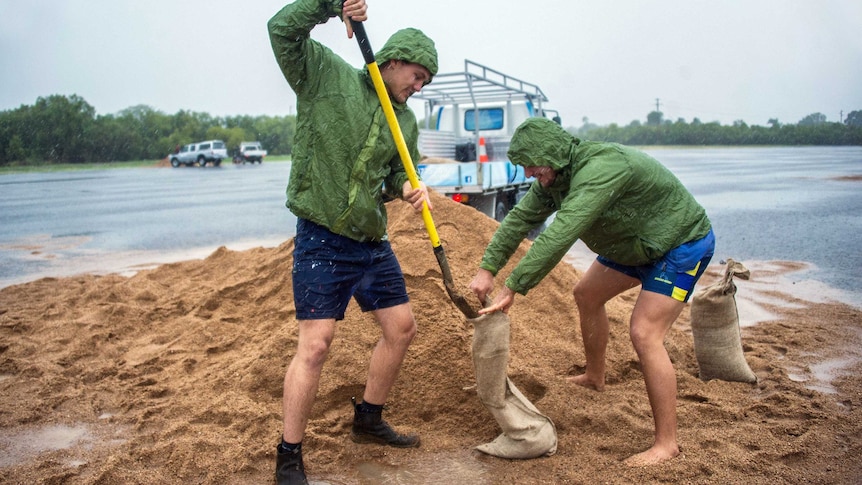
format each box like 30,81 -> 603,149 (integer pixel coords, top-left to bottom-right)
597,228 -> 715,302
292,218 -> 409,320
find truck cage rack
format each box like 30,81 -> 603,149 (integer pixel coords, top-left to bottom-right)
413,59 -> 549,115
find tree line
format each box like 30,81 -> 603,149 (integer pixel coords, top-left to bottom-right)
574,110 -> 862,146
0,95 -> 296,166
1,94 -> 860,166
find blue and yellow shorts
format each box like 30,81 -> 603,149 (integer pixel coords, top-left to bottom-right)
597,228 -> 716,302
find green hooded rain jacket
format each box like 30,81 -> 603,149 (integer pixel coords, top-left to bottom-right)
268,0 -> 438,242
480,118 -> 712,295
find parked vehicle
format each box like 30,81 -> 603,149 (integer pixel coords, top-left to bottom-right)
169,140 -> 228,167
414,60 -> 561,221
232,141 -> 267,164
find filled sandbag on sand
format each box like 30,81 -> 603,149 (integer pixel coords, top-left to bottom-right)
690,259 -> 757,383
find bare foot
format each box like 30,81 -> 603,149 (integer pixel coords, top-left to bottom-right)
565,373 -> 605,391
622,445 -> 680,467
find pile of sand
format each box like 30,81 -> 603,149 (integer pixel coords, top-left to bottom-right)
1,191 -> 860,484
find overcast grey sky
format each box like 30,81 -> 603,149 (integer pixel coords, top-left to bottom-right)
1,0 -> 860,127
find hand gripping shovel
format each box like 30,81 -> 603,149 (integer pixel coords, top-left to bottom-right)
347,17 -> 478,319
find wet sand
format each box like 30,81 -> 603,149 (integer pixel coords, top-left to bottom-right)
1,191 -> 860,484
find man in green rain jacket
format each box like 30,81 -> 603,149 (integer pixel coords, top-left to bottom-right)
470,117 -> 715,466
268,0 -> 437,483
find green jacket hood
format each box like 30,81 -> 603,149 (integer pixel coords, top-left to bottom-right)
375,28 -> 438,79
508,117 -> 576,171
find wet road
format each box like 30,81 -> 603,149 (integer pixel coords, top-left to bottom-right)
650,146 -> 862,298
1,147 -> 861,308
0,162 -> 297,287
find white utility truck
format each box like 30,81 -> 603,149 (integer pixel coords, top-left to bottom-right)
233,141 -> 267,164
414,60 -> 561,221
169,140 -> 228,167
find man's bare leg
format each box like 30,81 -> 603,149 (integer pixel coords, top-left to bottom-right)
567,261 -> 639,391
282,319 -> 336,443
624,291 -> 685,466
349,303 -> 420,449
363,303 -> 417,405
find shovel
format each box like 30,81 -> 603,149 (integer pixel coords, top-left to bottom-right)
347,17 -> 478,319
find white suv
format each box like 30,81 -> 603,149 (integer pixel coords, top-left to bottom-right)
169,140 -> 228,167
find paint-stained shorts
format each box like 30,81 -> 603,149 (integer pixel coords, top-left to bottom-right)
292,218 -> 409,321
597,228 -> 716,302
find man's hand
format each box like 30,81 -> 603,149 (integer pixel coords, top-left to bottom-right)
402,180 -> 432,211
478,285 -> 516,315
341,0 -> 367,38
469,268 -> 495,306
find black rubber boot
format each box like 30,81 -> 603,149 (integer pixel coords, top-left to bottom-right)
275,445 -> 308,485
350,397 -> 420,448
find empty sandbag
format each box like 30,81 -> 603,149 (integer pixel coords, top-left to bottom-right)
470,311 -> 557,459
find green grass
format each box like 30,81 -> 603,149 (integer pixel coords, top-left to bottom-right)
0,159 -> 156,174
261,155 -> 292,162
0,156 -> 292,174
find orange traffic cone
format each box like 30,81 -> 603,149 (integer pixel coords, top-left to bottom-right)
478,137 -> 489,163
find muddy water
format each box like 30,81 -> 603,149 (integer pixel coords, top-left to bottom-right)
0,424 -> 94,468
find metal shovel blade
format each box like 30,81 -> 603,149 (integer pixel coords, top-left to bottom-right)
435,246 -> 479,319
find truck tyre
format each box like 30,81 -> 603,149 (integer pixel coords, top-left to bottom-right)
214,159 -> 222,167
198,156 -> 207,167
495,201 -> 509,222
170,158 -> 180,168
